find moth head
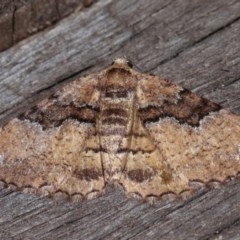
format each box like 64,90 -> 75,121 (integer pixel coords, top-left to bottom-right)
99,59 -> 137,97
111,58 -> 133,69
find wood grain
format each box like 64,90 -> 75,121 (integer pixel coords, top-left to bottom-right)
0,0 -> 240,239
0,0 -> 95,52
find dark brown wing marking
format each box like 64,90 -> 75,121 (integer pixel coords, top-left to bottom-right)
138,89 -> 221,127
19,103 -> 99,129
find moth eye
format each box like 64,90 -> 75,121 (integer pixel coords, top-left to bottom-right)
125,60 -> 133,68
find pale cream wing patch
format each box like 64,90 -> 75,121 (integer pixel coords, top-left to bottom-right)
145,110 -> 240,186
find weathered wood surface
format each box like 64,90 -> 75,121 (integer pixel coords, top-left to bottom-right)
0,0 -> 95,52
0,0 -> 240,239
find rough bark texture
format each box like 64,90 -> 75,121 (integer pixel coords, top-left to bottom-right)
0,0 -> 240,239
0,0 -> 95,52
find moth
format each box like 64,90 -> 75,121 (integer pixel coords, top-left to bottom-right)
0,58 -> 239,201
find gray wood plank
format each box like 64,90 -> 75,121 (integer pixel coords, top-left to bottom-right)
0,0 -> 240,239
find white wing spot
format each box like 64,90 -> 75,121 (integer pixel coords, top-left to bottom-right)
0,154 -> 5,165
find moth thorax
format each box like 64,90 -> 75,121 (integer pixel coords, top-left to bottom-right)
99,97 -> 133,153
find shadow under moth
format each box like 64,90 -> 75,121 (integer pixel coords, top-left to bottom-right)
0,58 -> 239,202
